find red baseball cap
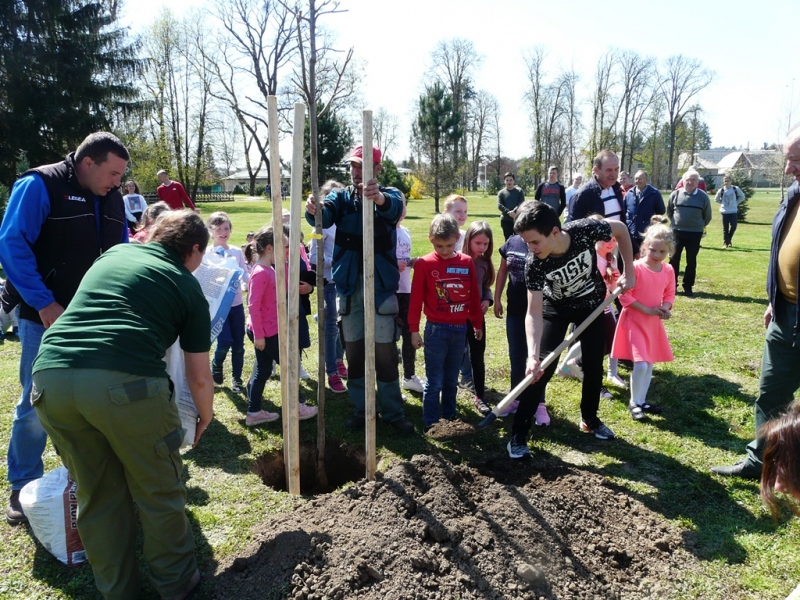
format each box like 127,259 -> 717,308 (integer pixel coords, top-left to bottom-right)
347,145 -> 381,164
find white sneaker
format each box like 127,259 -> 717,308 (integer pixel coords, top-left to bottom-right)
607,373 -> 628,389
402,375 -> 425,393
299,364 -> 311,380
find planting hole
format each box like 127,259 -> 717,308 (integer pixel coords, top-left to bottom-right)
252,439 -> 366,495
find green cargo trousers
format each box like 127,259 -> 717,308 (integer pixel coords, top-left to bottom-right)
32,368 -> 197,600
745,296 -> 800,470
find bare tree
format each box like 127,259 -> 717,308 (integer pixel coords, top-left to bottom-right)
281,0 -> 354,489
140,9 -> 214,199
523,46 -> 548,181
558,68 -> 582,178
589,50 -> 623,157
658,55 -> 713,187
466,90 -> 497,189
374,107 -> 399,159
616,50 -> 655,173
211,0 -> 296,185
430,38 -> 483,187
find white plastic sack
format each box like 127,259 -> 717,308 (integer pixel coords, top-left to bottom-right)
19,466 -> 86,566
166,252 -> 242,448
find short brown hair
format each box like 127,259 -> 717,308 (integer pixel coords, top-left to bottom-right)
75,132 -> 130,164
593,150 -> 617,170
429,213 -> 460,240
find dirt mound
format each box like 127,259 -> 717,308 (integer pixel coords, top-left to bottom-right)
214,454 -> 696,599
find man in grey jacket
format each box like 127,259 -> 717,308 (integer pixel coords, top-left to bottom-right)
667,169 -> 712,297
715,174 -> 745,248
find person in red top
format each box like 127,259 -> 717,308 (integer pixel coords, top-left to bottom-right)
409,213 -> 484,430
156,170 -> 197,210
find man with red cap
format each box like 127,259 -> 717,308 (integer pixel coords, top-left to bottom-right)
305,145 -> 414,434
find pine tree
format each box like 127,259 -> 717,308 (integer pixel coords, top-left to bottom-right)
416,82 -> 462,212
0,0 -> 143,186
303,102 -> 353,191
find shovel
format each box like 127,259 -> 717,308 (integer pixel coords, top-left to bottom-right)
477,286 -> 624,429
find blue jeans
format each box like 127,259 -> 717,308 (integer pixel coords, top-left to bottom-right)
7,318 -> 47,489
323,282 -> 344,375
422,322 -> 467,426
213,303 -> 245,380
246,331 -> 304,413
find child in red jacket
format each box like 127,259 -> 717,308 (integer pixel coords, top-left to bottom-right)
409,213 -> 484,430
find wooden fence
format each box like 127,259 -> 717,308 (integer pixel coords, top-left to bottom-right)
142,191 -> 234,204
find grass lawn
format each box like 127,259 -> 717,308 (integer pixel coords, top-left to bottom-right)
2,189 -> 800,598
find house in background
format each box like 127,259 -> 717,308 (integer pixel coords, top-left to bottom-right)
679,149 -> 784,188
221,169 -> 290,193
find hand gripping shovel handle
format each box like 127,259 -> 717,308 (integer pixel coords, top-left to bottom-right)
477,285 -> 624,429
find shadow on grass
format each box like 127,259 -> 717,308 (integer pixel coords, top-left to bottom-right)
687,291 -> 769,304
646,371 -> 755,453
184,417 -> 254,474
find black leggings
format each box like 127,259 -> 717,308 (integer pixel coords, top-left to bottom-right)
467,320 -> 486,398
396,293 -> 417,379
512,302 -> 606,436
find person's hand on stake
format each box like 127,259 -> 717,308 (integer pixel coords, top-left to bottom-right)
362,178 -> 385,205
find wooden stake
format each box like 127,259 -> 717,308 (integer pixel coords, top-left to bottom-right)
286,102 -> 306,495
267,96 -> 300,495
362,111 -> 377,481
314,176 -> 329,492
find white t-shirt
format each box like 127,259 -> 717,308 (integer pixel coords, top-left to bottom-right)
123,194 -> 147,223
396,226 -> 412,294
455,229 -> 466,253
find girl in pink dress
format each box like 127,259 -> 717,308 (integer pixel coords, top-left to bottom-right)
611,217 -> 676,420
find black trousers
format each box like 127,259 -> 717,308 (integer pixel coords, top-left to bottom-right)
670,230 -> 703,288
512,301 -> 606,437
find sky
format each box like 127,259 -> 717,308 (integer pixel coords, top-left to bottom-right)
121,0 -> 799,164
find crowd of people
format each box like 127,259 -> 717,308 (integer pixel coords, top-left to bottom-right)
1,127 -> 800,598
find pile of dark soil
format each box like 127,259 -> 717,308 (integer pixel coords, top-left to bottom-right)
214,453 -> 698,599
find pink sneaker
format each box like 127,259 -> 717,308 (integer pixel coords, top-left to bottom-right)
328,373 -> 347,393
336,360 -> 348,379
298,403 -> 318,420
246,410 -> 279,426
500,399 -> 519,418
534,403 -> 550,426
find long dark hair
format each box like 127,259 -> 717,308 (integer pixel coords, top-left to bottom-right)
761,399 -> 800,519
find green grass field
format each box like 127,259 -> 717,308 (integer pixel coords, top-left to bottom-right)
1,189 -> 799,598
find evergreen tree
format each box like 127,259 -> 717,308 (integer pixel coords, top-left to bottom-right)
303,102 -> 353,192
0,0 -> 142,185
377,158 -> 410,195
416,82 -> 462,212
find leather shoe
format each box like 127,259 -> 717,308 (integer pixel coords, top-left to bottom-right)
6,490 -> 28,526
710,460 -> 761,480
388,418 -> 415,435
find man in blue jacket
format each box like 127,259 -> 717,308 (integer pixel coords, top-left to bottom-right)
568,150 -> 626,224
0,132 -> 129,525
305,145 -> 414,434
712,125 -> 800,479
624,170 -> 666,257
